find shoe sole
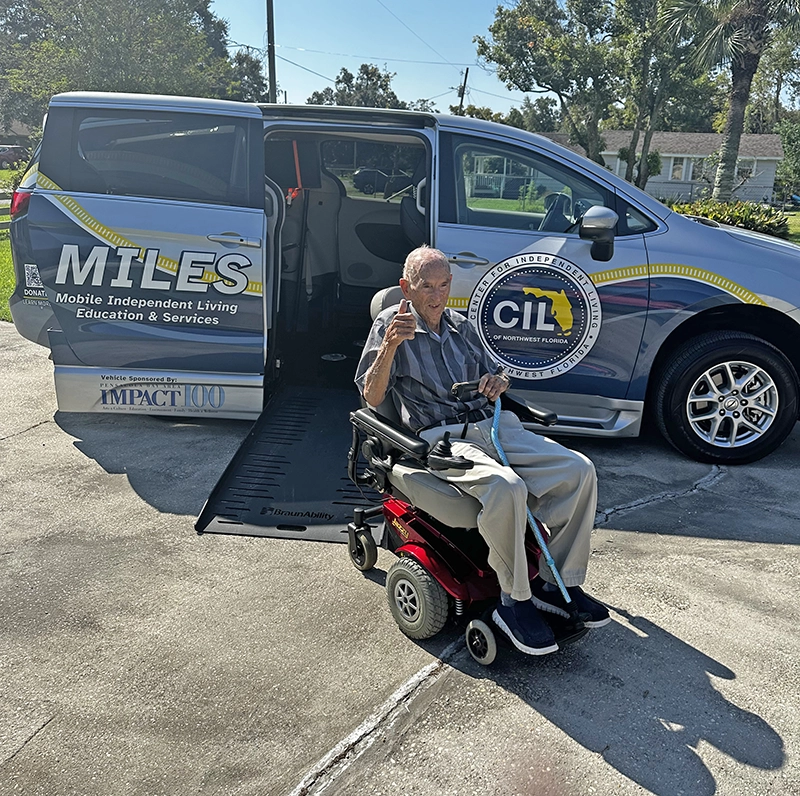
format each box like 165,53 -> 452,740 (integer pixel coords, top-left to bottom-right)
532,594 -> 611,629
491,610 -> 559,656
583,616 -> 611,628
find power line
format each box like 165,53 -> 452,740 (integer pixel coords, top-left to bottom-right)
373,0 -> 462,74
275,53 -> 336,83
276,43 -> 474,68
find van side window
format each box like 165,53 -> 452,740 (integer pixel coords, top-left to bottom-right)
49,110 -> 253,206
617,201 -> 658,235
440,134 -> 612,234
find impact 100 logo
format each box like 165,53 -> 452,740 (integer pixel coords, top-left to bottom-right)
100,384 -> 225,410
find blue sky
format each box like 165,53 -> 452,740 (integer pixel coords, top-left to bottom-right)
210,0 -> 535,113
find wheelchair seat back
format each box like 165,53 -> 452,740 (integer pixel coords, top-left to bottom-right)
361,285 -> 482,529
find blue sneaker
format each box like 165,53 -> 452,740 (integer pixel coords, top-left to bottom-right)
530,578 -> 611,628
492,600 -> 559,656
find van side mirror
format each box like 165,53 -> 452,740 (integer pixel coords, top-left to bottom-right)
579,206 -> 618,262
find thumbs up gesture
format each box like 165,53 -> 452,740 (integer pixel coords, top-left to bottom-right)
385,298 -> 416,349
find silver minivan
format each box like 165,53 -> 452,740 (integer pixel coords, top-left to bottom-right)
9,91 -> 800,464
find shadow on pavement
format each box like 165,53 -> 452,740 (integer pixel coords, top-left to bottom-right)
449,606 -> 785,796
54,411 -> 252,517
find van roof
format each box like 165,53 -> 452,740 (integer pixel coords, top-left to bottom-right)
50,91 -> 264,118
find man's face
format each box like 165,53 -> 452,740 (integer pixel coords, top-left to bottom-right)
400,261 -> 452,330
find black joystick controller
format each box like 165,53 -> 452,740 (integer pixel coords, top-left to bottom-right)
427,431 -> 475,471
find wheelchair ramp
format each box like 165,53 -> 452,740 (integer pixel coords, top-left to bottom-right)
196,386 -> 380,542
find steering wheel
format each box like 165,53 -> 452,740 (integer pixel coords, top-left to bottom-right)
540,192 -> 572,232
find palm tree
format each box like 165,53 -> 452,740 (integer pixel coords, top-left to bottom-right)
663,0 -> 800,201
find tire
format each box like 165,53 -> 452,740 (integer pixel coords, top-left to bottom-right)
348,528 -> 378,572
361,183 -> 375,195
465,619 -> 497,666
655,331 -> 799,464
386,557 -> 449,640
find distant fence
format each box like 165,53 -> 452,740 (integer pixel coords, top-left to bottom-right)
1,190 -> 10,231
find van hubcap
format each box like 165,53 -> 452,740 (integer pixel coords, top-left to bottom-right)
686,360 -> 778,448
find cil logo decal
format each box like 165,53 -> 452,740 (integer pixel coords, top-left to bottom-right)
468,253 -> 602,380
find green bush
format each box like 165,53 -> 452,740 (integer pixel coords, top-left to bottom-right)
667,199 -> 789,239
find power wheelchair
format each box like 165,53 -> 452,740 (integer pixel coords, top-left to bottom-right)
345,289 -> 588,666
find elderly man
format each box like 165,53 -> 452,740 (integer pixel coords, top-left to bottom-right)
355,245 -> 609,656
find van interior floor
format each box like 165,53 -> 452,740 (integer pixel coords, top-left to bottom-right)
195,319 -> 383,543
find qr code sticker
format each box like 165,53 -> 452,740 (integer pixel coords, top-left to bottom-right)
24,264 -> 44,288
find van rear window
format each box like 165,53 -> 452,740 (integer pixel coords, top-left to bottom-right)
41,108 -> 253,207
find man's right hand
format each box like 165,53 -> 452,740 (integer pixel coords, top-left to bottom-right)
384,298 -> 416,349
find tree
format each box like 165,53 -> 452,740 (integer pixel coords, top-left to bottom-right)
745,27 -> 800,132
663,0 -> 800,200
448,104 -> 506,122
776,119 -> 800,198
475,0 -> 622,163
0,0 -> 268,132
226,50 -> 270,103
307,64 -> 416,109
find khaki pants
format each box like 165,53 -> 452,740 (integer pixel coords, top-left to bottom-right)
420,410 -> 597,602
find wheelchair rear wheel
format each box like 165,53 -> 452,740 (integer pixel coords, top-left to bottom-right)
386,557 -> 448,639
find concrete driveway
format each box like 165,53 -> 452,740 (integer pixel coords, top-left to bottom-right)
1,321 -> 798,796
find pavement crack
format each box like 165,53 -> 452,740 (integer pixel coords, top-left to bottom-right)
0,419 -> 53,442
289,640 -> 463,796
595,465 -> 727,526
1,715 -> 56,767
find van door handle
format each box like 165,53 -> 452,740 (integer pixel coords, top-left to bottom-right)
207,233 -> 262,248
446,252 -> 490,268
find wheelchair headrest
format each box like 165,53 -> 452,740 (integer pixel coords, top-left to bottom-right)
370,285 -> 405,321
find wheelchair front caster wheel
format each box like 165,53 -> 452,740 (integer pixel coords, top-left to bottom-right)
349,528 -> 378,571
465,618 -> 497,666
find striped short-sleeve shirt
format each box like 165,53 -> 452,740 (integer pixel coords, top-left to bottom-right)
355,304 -> 504,432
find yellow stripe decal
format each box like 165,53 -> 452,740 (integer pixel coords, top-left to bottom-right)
591,262 -> 765,306
36,172 -> 263,296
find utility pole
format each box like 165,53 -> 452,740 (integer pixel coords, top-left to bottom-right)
457,68 -> 469,114
266,0 -> 277,103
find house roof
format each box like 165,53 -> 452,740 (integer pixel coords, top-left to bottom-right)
599,130 -> 784,159
539,130 -> 784,159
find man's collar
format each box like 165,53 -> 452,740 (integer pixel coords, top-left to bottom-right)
408,305 -> 459,336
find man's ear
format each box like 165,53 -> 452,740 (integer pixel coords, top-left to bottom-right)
399,278 -> 411,299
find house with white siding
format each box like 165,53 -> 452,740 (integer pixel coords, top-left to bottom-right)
541,130 -> 784,203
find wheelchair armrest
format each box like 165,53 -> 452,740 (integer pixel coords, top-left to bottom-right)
350,408 -> 430,461
501,392 -> 558,426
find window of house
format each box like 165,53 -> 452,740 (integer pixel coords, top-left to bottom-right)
670,157 -> 685,181
737,158 -> 755,180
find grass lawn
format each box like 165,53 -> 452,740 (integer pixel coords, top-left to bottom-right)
0,232 -> 13,323
786,211 -> 800,245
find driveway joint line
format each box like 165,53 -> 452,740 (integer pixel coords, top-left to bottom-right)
0,419 -> 53,442
1,715 -> 56,767
595,465 -> 727,525
289,639 -> 463,796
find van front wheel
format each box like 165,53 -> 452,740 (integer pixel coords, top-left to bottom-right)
655,332 -> 798,464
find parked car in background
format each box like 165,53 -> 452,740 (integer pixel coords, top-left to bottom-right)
352,167 -> 412,196
0,145 -> 29,169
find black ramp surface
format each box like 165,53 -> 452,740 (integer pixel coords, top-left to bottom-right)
197,386 -> 381,542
